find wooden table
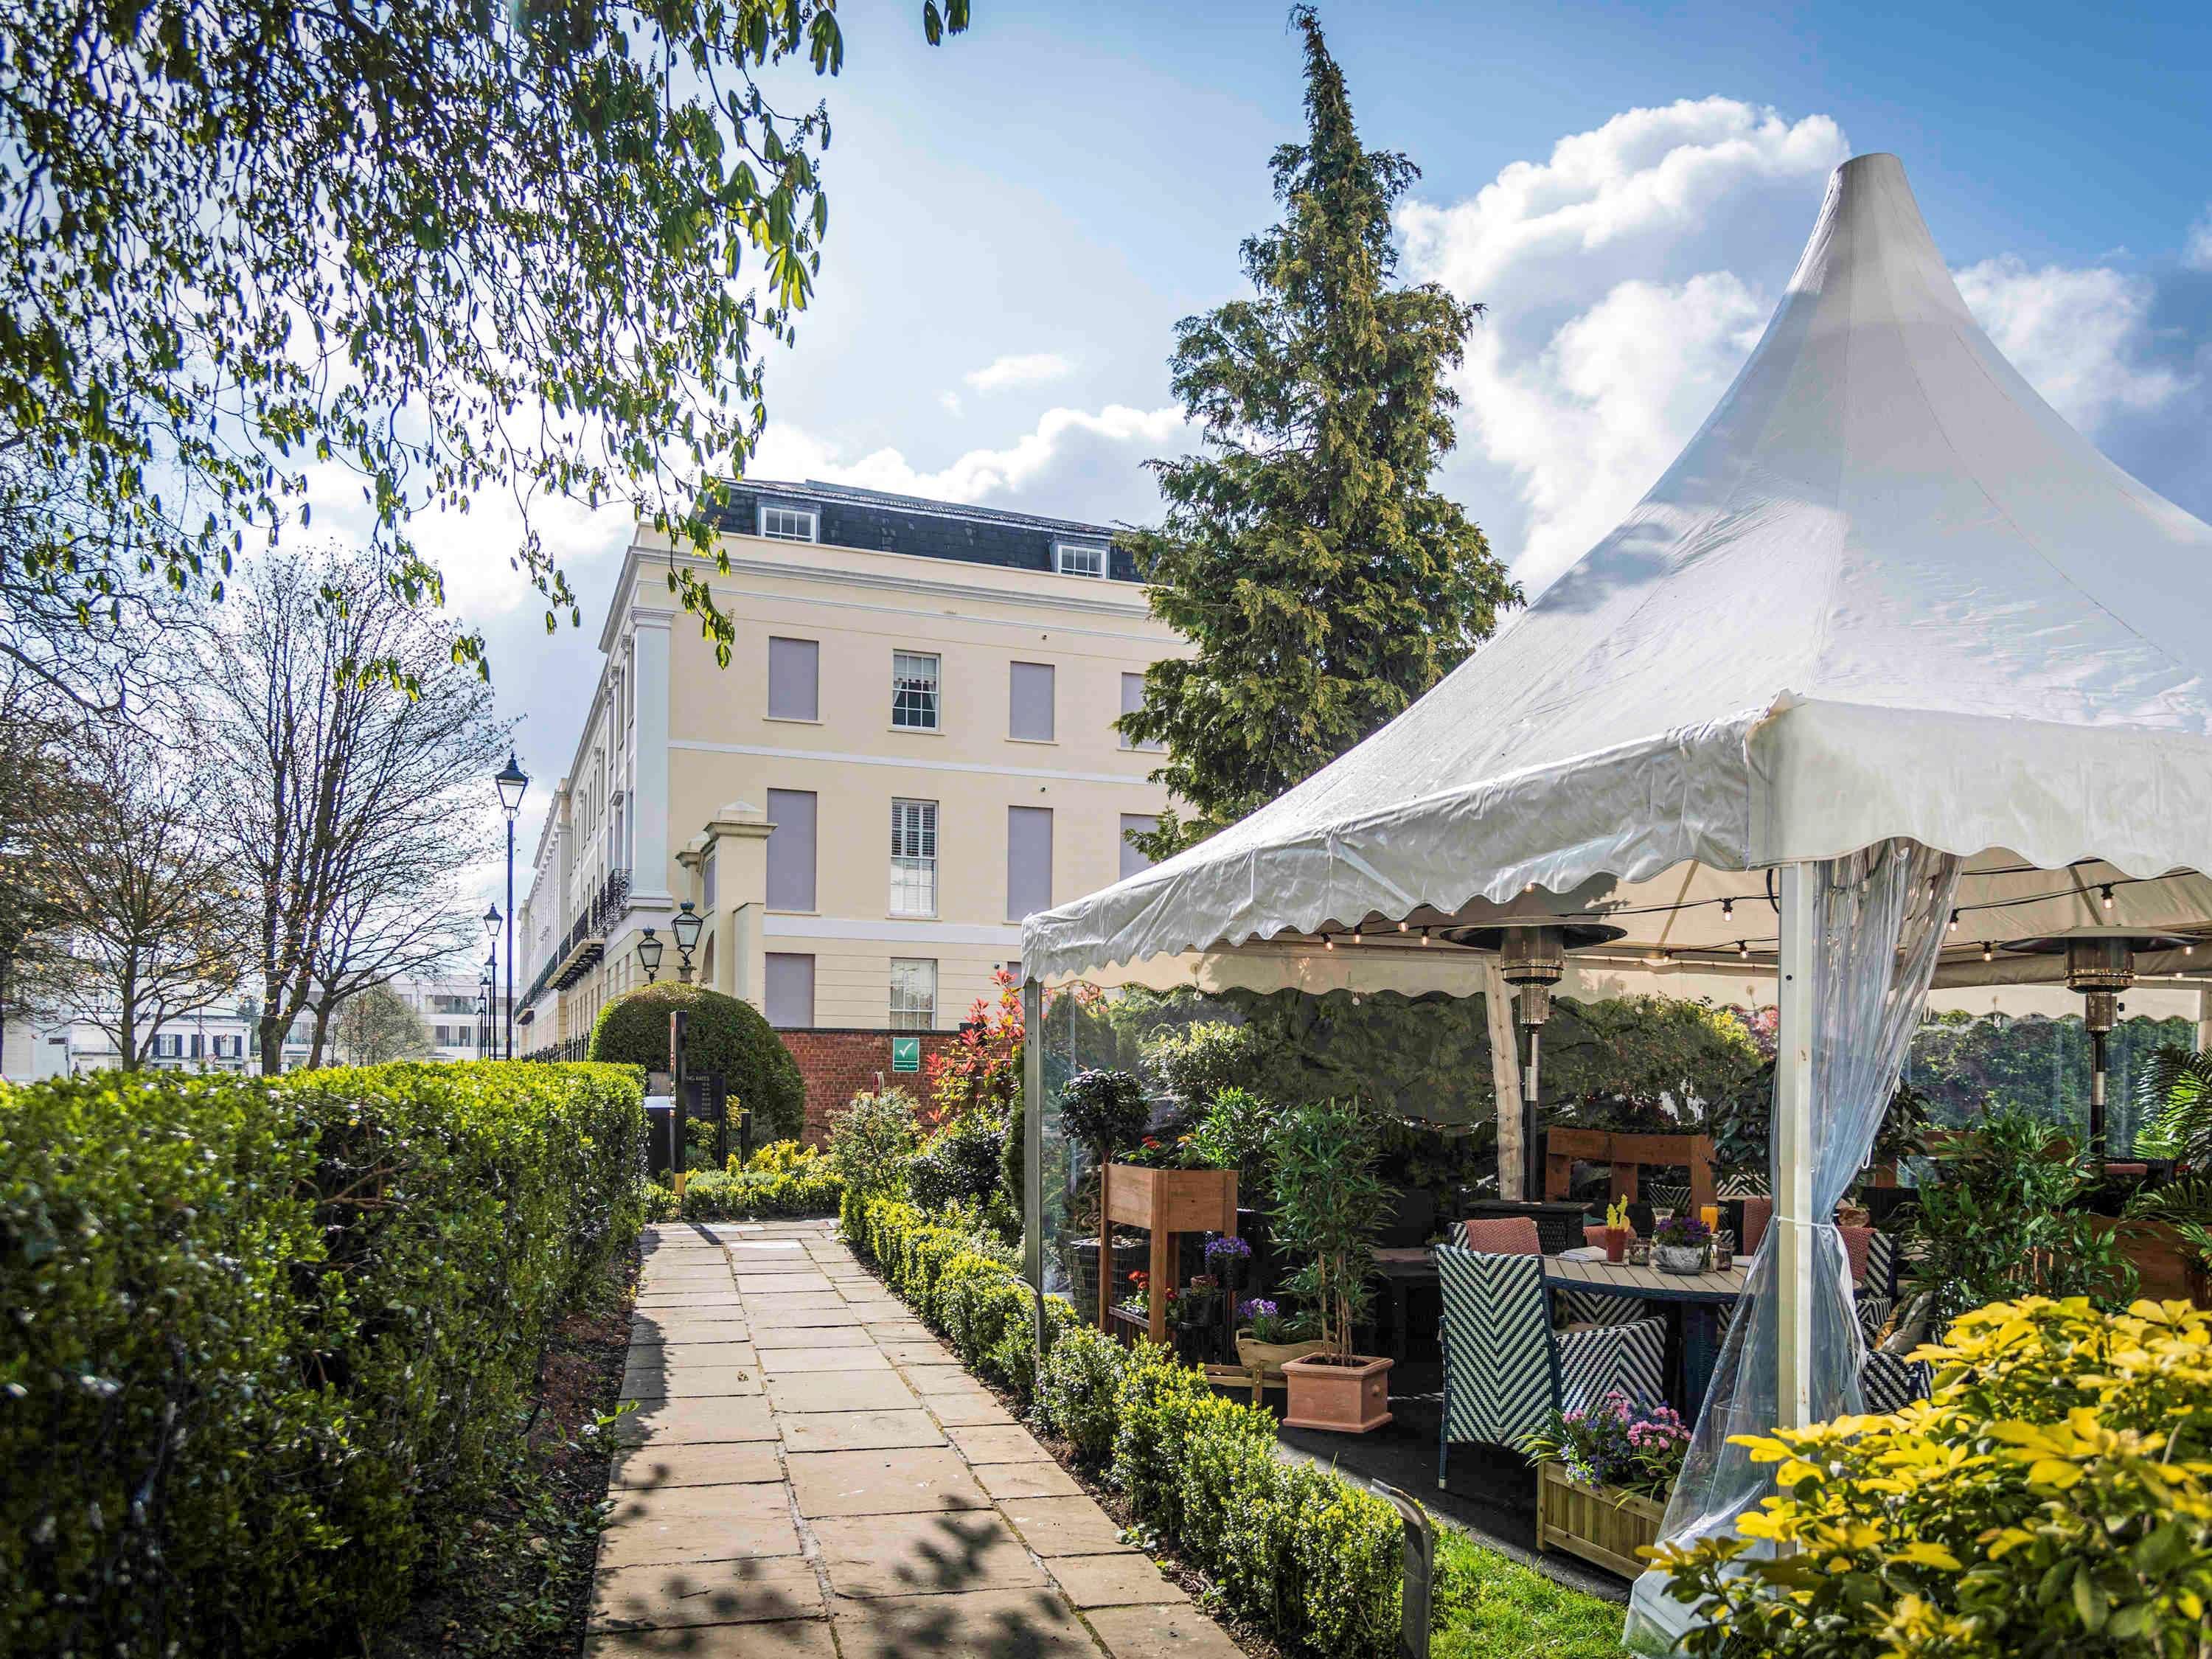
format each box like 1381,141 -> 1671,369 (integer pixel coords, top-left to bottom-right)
1543,1254 -> 1747,1419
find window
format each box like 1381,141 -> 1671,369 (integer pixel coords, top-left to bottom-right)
766,953 -> 815,1029
153,1033 -> 181,1059
1120,672 -> 1163,751
766,789 -> 818,911
888,959 -> 937,1031
702,846 -> 717,910
758,503 -> 818,543
1006,807 -> 1053,922
890,798 -> 938,917
1008,661 -> 1054,742
1053,540 -> 1108,578
434,1024 -> 452,1045
892,651 -> 941,730
768,636 -> 819,720
1120,814 -> 1158,882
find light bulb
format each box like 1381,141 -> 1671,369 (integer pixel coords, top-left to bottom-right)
2101,885 -> 2115,910
1721,898 -> 1734,920
1737,939 -> 1749,959
1947,909 -> 1959,932
1981,942 -> 1993,962
1397,919 -> 1408,933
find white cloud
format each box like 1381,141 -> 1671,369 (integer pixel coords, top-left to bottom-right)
963,352 -> 1074,394
938,389 -> 964,416
753,403 -> 1189,524
2185,209 -> 2212,273
1402,97 -> 1847,594
1955,256 -> 2188,431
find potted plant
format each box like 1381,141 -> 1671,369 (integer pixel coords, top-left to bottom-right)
1521,1392 -> 1691,1578
1233,1297 -> 1325,1373
1652,1213 -> 1711,1274
1602,1196 -> 1630,1262
1272,1097 -> 1395,1433
1063,1068 -> 1155,1329
2123,1176 -> 2212,1307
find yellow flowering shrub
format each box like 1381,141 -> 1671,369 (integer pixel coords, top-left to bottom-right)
1652,1295 -> 2212,1658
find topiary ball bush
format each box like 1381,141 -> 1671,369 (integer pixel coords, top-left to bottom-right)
588,981 -> 807,1142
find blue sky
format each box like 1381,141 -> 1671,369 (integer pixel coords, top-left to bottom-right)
439,0 -> 2212,872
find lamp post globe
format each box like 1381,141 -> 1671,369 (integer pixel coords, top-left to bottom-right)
672,901 -> 703,984
638,928 -> 664,984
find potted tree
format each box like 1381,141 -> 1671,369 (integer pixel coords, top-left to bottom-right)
1062,1068 -> 1155,1332
1273,1097 -> 1395,1433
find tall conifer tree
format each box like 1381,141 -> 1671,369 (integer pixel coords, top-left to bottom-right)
1119,7 -> 1518,858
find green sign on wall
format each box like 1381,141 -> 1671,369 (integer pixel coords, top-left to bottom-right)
891,1037 -> 921,1074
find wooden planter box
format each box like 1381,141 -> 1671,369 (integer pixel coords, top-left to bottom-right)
1098,1165 -> 1238,1343
2087,1215 -> 2211,1306
1535,1461 -> 1666,1580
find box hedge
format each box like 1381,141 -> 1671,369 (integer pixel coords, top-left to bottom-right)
0,1060 -> 647,1658
850,1195 -> 1408,1657
587,981 -> 806,1141
647,1140 -> 844,1220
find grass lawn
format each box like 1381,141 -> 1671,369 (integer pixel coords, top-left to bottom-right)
1433,1530 -> 1629,1659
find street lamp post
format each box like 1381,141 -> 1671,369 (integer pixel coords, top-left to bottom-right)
672,901 -> 703,984
494,753 -> 529,1060
637,928 -> 664,984
482,902 -> 501,1057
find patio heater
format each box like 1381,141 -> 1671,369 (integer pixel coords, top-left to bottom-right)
1442,903 -> 1624,1197
2003,927 -> 2191,1169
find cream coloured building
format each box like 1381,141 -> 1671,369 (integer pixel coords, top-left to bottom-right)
514,481 -> 1180,1053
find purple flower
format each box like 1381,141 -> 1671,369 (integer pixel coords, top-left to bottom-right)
1238,1297 -> 1277,1321
1206,1235 -> 1253,1262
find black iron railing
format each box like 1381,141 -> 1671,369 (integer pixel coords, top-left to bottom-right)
521,1035 -> 591,1063
517,866 -> 630,1009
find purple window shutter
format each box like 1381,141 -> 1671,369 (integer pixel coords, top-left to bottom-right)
1009,661 -> 1055,741
1119,815 -> 1158,881
765,953 -> 815,1028
765,789 -> 818,910
768,638 -> 819,720
1006,807 -> 1053,921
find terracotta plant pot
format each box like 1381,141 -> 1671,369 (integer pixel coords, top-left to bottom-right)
1234,1330 -> 1326,1376
1281,1352 -> 1394,1433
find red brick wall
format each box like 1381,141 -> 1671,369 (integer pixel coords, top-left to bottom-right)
776,1029 -> 961,1143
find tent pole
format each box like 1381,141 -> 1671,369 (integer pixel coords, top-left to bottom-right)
1484,960 -> 1526,1200
2197,987 -> 2211,1059
1023,975 -> 1046,1353
1773,861 -> 1818,1431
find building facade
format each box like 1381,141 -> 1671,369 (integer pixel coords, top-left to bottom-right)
513,481 -> 1181,1119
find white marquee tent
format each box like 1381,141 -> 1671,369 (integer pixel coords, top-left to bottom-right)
1019,151 -> 2212,1643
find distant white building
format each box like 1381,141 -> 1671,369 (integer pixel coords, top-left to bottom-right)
1,970 -> 510,1082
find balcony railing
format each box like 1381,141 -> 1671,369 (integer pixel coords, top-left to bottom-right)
516,867 -> 630,1012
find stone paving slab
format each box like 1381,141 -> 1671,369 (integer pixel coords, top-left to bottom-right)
1048,1552 -> 1189,1610
764,1370 -> 917,1414
610,1442 -> 782,1490
613,1395 -> 776,1447
811,1510 -> 1047,1599
592,1221 -> 1245,1659
586,1618 -> 836,1658
590,1555 -> 825,1630
786,1447 -> 990,1517
597,1483 -> 801,1569
780,1408 -> 947,1454
830,1587 -> 1094,1659
971,1461 -> 1086,1500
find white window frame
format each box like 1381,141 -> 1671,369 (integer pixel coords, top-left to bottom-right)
757,503 -> 819,543
1052,540 -> 1109,579
888,958 -> 938,1032
889,798 -> 939,917
891,650 -> 942,731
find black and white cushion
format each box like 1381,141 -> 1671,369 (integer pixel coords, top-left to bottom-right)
1437,1246 -> 1670,1460
1860,1351 -> 1933,1413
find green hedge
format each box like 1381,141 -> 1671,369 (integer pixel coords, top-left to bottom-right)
650,1141 -> 844,1220
587,981 -> 806,1141
0,1060 -> 647,1658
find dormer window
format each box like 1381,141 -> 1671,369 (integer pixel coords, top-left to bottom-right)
1052,540 -> 1108,578
759,503 -> 818,543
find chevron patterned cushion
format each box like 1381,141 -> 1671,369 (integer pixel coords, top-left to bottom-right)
1855,1293 -> 1894,1346
1557,1287 -> 1643,1328
1864,1229 -> 1899,1297
1860,1351 -> 1933,1413
1437,1245 -> 1554,1449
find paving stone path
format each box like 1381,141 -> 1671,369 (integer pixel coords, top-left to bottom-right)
588,1220 -> 1246,1658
